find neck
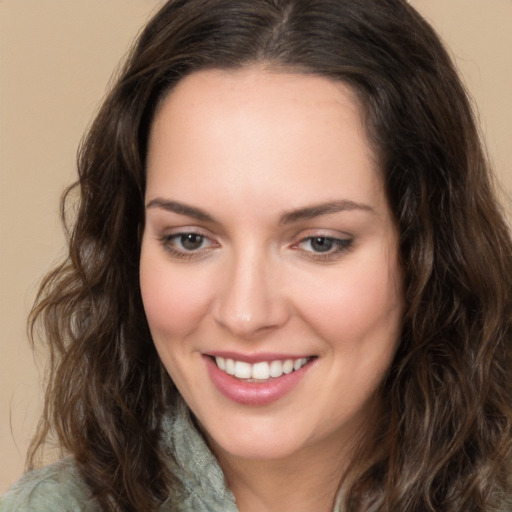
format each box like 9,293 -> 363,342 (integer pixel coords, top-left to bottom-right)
209,431 -> 356,512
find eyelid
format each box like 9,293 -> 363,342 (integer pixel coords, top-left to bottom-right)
158,227 -> 220,261
289,228 -> 352,244
289,229 -> 354,261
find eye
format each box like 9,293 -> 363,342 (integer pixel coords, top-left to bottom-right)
306,237 -> 337,253
159,231 -> 218,260
294,235 -> 353,260
176,233 -> 207,251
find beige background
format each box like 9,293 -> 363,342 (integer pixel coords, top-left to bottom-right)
1,0 -> 511,493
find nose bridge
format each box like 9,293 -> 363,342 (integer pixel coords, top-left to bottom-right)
214,242 -> 287,337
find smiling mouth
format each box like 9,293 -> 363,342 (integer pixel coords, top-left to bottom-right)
211,356 -> 314,382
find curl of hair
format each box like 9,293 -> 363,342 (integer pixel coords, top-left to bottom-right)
28,1 -> 512,510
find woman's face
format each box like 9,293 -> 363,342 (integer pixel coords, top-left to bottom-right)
140,68 -> 403,463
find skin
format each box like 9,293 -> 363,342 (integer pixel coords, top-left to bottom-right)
140,67 -> 403,511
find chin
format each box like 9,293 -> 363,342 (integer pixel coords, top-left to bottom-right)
199,413 -> 321,462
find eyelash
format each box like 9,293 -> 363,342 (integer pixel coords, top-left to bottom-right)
158,232 -> 353,262
292,236 -> 353,261
159,232 -> 216,261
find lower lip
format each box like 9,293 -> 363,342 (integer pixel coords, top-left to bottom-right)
204,356 -> 314,406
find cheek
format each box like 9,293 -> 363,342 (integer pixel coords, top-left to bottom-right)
139,251 -> 214,340
291,253 -> 403,350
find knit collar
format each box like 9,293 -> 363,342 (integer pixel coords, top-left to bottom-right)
161,397 -> 238,511
160,397 -> 344,512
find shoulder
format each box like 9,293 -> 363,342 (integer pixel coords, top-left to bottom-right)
1,458 -> 98,512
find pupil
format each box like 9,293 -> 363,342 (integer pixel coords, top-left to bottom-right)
181,234 -> 203,250
311,237 -> 333,252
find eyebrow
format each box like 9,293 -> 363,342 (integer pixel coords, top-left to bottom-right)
146,198 -> 375,224
146,198 -> 216,222
279,200 -> 375,224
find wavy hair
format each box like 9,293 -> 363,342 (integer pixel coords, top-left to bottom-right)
28,0 -> 512,510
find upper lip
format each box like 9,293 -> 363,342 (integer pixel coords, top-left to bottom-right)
204,351 -> 315,363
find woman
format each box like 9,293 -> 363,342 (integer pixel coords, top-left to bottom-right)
3,0 -> 512,511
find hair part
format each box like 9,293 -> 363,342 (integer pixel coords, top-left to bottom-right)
28,1 -> 512,510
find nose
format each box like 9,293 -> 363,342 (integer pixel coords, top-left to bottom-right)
212,248 -> 290,338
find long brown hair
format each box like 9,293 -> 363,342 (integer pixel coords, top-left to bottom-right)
28,0 -> 512,510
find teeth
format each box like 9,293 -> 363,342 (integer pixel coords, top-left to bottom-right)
294,358 -> 307,370
269,360 -> 283,378
252,362 -> 270,380
234,361 -> 252,379
282,359 -> 294,374
214,356 -> 310,381
225,358 -> 235,375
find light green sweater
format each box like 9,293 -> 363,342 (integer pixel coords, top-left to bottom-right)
2,401 -> 509,511
1,400 -> 239,512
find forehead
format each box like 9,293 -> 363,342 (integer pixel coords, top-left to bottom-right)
146,67 -> 385,216
150,67 -> 369,148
